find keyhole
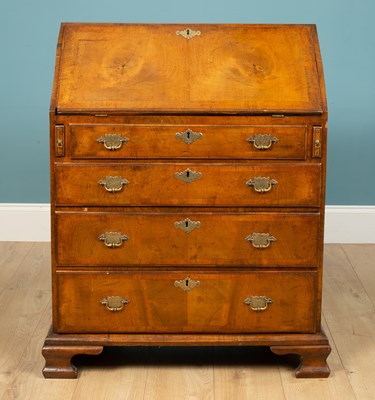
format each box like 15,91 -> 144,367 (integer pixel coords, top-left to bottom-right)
186,29 -> 190,36
186,170 -> 190,178
187,131 -> 190,139
185,279 -> 189,287
185,220 -> 189,228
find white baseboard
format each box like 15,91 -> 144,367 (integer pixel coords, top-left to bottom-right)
0,204 -> 51,242
324,206 -> 375,243
0,204 -> 375,243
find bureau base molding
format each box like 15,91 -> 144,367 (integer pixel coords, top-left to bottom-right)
42,330 -> 331,379
1,204 -> 375,243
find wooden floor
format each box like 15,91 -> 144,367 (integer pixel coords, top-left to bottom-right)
0,243 -> 374,400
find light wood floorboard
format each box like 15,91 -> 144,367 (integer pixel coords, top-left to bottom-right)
0,243 -> 374,400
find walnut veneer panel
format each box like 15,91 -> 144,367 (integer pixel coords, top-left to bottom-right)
69,124 -> 307,159
54,163 -> 321,207
56,24 -> 323,114
56,271 -> 317,333
56,212 -> 320,267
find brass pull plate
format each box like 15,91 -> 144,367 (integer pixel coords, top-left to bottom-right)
98,232 -> 128,248
55,125 -> 65,157
174,277 -> 200,292
176,28 -> 201,39
100,296 -> 130,311
313,126 -> 322,158
246,177 -> 278,193
98,176 -> 129,192
244,296 -> 273,311
247,134 -> 279,150
175,129 -> 203,145
246,233 -> 276,249
174,218 -> 201,233
175,168 -> 202,183
97,133 -> 129,150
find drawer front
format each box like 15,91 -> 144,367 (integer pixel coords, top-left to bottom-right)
56,212 -> 320,267
70,124 -> 307,160
55,163 -> 321,207
56,271 -> 317,333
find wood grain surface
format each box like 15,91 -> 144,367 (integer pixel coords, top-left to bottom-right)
1,243 -> 374,398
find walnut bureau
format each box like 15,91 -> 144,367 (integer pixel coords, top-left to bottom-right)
42,23 -> 331,378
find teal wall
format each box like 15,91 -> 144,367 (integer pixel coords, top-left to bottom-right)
1,0 -> 374,204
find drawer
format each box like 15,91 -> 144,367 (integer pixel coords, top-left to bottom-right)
54,163 -> 321,207
56,212 -> 320,267
56,271 -> 317,333
69,124 -> 307,160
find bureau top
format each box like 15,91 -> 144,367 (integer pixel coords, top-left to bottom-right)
51,23 -> 326,116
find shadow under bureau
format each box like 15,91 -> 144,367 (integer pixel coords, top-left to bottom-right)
42,23 -> 331,378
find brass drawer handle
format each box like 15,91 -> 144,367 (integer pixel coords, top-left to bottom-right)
174,218 -> 201,233
245,233 -> 276,249
175,128 -> 203,145
246,177 -> 278,193
98,176 -> 129,193
175,168 -> 202,183
97,133 -> 129,150
244,296 -> 273,311
247,134 -> 279,150
98,232 -> 128,248
100,296 -> 130,311
174,277 -> 200,292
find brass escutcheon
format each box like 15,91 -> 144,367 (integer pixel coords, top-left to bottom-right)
175,168 -> 202,183
100,296 -> 130,311
176,28 -> 201,39
97,133 -> 129,150
174,277 -> 200,292
246,177 -> 278,193
98,232 -> 128,248
98,176 -> 129,193
247,134 -> 279,150
245,233 -> 276,249
174,218 -> 201,233
175,129 -> 203,145
244,296 -> 273,311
